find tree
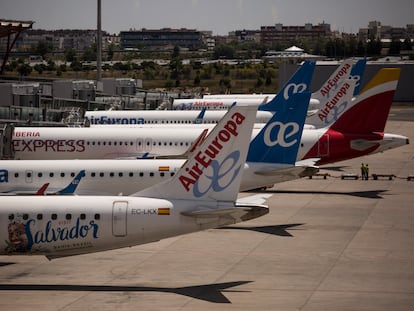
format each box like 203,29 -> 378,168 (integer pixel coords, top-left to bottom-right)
389,39 -> 401,55
213,44 -> 235,59
65,49 -> 77,62
34,41 -> 52,59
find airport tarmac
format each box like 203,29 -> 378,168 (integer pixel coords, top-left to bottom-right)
0,106 -> 414,311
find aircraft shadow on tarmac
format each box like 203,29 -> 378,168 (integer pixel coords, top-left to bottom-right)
0,281 -> 252,303
260,189 -> 388,199
219,223 -> 304,237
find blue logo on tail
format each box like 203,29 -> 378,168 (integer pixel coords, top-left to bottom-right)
247,92 -> 311,165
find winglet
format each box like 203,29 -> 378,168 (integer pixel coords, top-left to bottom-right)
194,107 -> 206,124
55,170 -> 86,195
35,183 -> 50,195
259,60 -> 315,111
133,104 -> 258,202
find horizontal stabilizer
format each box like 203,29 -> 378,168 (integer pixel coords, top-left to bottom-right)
181,205 -> 268,222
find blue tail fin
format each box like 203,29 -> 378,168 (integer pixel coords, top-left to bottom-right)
259,60 -> 315,112
56,170 -> 85,195
349,58 -> 366,96
247,91 -> 311,164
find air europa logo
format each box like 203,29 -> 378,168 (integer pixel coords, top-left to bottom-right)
318,82 -> 351,121
179,111 -> 245,192
320,63 -> 352,97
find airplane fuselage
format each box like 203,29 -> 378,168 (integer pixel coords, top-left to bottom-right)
11,125 -> 409,165
0,193 -> 248,259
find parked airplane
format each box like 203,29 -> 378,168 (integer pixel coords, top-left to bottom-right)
83,61 -> 315,125
0,103 -> 271,259
2,91 -> 313,195
174,58 -> 366,111
11,68 -> 408,164
297,68 -> 409,164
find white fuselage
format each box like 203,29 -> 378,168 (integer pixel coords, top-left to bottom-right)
0,159 -> 297,195
84,110 -> 273,125
12,125 -> 408,165
0,196 -> 244,258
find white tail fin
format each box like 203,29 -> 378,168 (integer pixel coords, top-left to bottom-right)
306,78 -> 357,128
133,104 -> 258,202
312,59 -> 354,101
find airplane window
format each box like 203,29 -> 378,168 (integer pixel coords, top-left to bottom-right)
160,172 -> 165,177
97,142 -> 101,146
146,141 -> 150,146
92,141 -> 95,146
61,173 -> 65,177
110,172 -> 114,177
114,141 -> 117,146
164,142 -> 167,146
80,213 -> 86,220
14,173 -> 19,178
139,172 -> 144,177
71,172 -> 75,177
149,172 -> 154,177
49,172 -> 54,178
66,214 -> 71,220
23,214 -> 29,220
99,172 -> 104,177
158,142 -> 161,146
87,141 -> 90,146
91,172 -> 96,177
171,172 -> 175,176
118,172 -> 123,177
129,172 -> 133,177
108,142 -> 111,146
37,214 -> 42,220
130,142 -> 133,146
26,172 -> 32,178
51,214 -> 57,220
94,214 -> 100,220
180,142 -> 183,146
169,142 -> 172,146
8,214 -> 14,220
38,172 -> 43,178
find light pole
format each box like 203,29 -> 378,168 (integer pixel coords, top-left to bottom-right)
97,0 -> 102,81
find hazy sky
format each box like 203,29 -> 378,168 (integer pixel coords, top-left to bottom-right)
1,0 -> 413,35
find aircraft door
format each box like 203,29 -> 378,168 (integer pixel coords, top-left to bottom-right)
112,201 -> 128,237
318,134 -> 329,157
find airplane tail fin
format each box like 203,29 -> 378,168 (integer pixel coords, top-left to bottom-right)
55,170 -> 85,195
330,68 -> 401,134
133,104 -> 258,202
247,91 -> 311,164
306,78 -> 357,128
312,59 -> 354,100
259,60 -> 315,111
350,58 -> 367,96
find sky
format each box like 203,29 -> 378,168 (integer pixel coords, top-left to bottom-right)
1,0 -> 413,36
